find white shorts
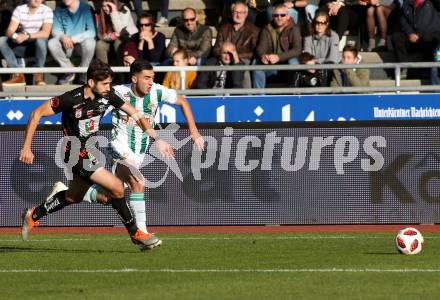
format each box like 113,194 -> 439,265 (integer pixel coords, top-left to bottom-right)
107,141 -> 148,169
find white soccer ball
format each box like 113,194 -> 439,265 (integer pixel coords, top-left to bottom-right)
395,227 -> 424,255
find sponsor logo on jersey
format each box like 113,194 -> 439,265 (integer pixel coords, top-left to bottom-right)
75,108 -> 82,118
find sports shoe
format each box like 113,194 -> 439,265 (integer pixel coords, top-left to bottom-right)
21,207 -> 39,241
156,16 -> 168,27
131,230 -> 162,251
46,181 -> 68,202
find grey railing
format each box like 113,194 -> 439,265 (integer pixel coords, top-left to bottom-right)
0,61 -> 439,98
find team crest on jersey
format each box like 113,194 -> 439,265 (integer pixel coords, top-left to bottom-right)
50,97 -> 60,108
75,107 -> 82,118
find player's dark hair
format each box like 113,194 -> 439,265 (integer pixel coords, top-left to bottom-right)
87,59 -> 115,82
130,59 -> 153,76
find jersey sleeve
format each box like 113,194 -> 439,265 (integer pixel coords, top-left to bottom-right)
108,89 -> 125,109
157,84 -> 178,104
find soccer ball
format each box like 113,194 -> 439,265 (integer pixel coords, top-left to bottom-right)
395,227 -> 424,255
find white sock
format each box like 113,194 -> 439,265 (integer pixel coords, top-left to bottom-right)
378,38 -> 386,47
129,193 -> 148,233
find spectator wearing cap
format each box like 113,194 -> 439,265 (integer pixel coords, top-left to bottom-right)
166,7 -> 212,66
253,4 -> 302,88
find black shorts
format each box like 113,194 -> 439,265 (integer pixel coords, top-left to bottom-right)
66,150 -> 104,180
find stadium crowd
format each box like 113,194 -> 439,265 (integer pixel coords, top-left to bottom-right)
1,0 -> 440,88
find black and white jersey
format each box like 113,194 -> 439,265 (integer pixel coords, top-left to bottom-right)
50,85 -> 125,150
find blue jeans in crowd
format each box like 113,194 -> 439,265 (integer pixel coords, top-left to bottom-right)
252,57 -> 299,88
0,36 -> 47,67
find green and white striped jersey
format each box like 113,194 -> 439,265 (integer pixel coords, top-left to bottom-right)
111,83 -> 178,154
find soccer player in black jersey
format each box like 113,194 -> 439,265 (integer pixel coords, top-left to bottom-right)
19,59 -> 173,250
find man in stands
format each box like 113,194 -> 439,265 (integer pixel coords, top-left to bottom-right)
165,7 -> 212,66
390,0 -> 440,78
197,42 -> 245,89
252,4 -> 302,89
212,1 -> 259,88
0,0 -> 53,86
49,0 -> 96,85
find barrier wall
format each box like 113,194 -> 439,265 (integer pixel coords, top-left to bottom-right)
1,121 -> 440,226
2,94 -> 440,125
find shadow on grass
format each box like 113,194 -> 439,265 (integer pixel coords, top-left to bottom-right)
0,245 -> 134,254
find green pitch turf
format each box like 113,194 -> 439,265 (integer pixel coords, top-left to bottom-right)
0,232 -> 439,299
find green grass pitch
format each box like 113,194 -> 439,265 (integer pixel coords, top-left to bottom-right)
0,232 -> 439,299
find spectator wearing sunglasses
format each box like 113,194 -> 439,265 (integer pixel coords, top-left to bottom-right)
253,4 -> 302,88
165,7 -> 212,66
303,11 -> 340,64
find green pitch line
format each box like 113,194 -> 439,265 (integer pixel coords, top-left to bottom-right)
0,232 -> 439,300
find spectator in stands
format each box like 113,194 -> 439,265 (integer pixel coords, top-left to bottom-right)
198,42 -> 245,89
128,12 -> 165,65
49,0 -> 96,84
267,0 -> 319,25
252,4 -> 302,89
319,0 -> 367,41
366,0 -> 395,51
292,52 -> 328,87
96,0 -> 137,65
120,39 -> 138,66
213,1 -> 259,88
213,1 -> 260,63
163,48 -> 197,89
390,0 -> 440,78
330,44 -> 369,87
165,7 -> 212,66
303,11 -> 340,64
0,0 -> 53,86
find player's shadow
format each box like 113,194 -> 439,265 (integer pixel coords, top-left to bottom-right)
0,245 -> 134,254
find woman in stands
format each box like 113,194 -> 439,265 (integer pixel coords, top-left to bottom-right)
366,0 -> 395,51
95,0 -> 138,64
303,11 -> 340,64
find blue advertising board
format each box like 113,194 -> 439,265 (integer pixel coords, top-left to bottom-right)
1,94 -> 440,125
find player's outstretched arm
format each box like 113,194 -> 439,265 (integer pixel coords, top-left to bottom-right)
119,103 -> 175,159
174,95 -> 205,151
20,100 -> 56,164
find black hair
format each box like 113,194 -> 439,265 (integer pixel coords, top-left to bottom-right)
86,59 -> 114,82
130,58 -> 153,76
